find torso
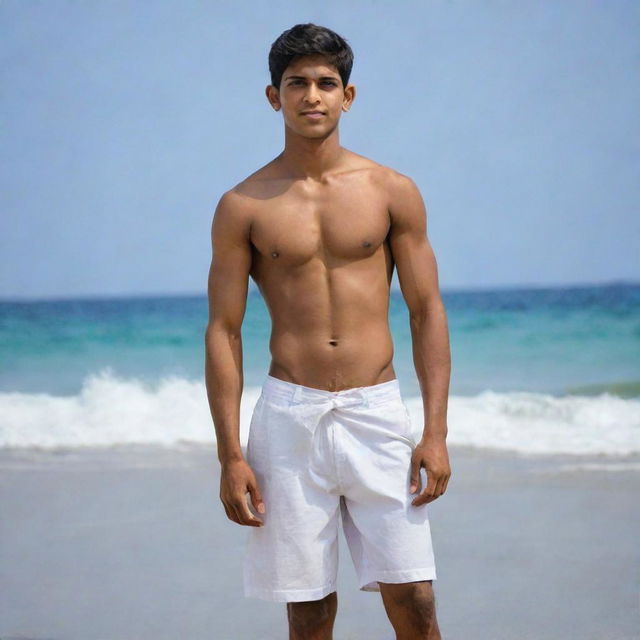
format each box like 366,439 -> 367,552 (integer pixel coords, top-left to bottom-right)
236,150 -> 398,391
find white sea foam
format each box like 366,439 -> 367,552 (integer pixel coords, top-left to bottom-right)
409,389 -> 640,456
0,370 -> 638,456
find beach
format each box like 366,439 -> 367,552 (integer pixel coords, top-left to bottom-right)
1,443 -> 638,640
2,0 -> 639,635
1,285 -> 638,638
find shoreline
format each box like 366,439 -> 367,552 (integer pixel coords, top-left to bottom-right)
2,440 -> 640,471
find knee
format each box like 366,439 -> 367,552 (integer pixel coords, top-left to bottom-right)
386,580 -> 436,626
380,581 -> 439,639
389,580 -> 435,609
287,591 -> 337,634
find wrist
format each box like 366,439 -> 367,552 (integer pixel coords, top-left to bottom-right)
218,450 -> 245,468
420,425 -> 448,442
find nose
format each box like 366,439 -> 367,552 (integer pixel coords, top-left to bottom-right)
303,82 -> 321,104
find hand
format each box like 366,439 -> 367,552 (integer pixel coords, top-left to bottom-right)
220,458 -> 266,527
409,436 -> 451,506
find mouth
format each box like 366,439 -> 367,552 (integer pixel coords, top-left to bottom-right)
301,111 -> 326,119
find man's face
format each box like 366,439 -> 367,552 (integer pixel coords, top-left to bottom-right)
267,54 -> 354,138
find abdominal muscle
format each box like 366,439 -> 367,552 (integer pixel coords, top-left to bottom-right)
257,256 -> 397,392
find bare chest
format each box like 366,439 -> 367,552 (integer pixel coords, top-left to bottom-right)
250,183 -> 390,266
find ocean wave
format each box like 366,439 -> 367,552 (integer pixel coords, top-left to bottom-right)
421,389 -> 640,456
0,369 -> 638,456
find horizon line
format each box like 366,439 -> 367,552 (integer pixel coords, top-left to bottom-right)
0,278 -> 638,304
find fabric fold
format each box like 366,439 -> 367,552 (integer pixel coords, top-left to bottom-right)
288,393 -> 369,434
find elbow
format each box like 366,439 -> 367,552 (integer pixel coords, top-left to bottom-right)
408,299 -> 431,324
408,296 -> 444,328
409,309 -> 428,331
204,321 -> 242,343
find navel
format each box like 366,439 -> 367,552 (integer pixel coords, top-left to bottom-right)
270,250 -> 280,258
362,240 -> 372,248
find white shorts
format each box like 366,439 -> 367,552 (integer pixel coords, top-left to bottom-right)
242,374 -> 437,603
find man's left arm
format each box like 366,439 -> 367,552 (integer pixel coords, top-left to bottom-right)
387,170 -> 452,506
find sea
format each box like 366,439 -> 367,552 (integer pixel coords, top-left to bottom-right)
1,282 -> 638,458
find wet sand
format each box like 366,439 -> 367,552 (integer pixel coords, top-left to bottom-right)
1,443 -> 638,639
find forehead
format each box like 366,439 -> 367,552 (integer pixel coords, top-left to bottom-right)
283,55 -> 340,79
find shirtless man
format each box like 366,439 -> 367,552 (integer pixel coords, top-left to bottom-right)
205,23 -> 451,640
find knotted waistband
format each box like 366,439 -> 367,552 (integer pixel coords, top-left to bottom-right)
260,374 -> 402,434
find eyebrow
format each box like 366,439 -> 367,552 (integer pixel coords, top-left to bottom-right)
284,75 -> 339,81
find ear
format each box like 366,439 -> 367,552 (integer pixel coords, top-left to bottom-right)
265,84 -> 281,111
342,83 -> 356,112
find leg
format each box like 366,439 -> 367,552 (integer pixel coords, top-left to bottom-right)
378,580 -> 441,640
286,590 -> 338,640
243,383 -> 343,605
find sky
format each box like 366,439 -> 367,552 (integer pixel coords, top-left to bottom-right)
1,0 -> 638,300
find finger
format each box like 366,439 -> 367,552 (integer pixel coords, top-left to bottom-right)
429,483 -> 443,502
441,473 -> 451,494
409,458 -> 422,494
230,500 -> 252,527
412,470 -> 436,506
424,469 -> 438,497
248,481 -> 266,515
437,473 -> 451,497
411,487 -> 429,506
429,471 -> 450,501
235,495 -> 263,527
222,501 -> 240,524
432,474 -> 446,498
437,473 -> 449,496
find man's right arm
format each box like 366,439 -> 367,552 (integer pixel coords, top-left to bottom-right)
204,189 -> 265,527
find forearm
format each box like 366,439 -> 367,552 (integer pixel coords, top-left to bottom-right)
204,325 -> 244,465
409,299 -> 451,440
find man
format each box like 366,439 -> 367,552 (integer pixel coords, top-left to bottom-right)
205,23 -> 451,640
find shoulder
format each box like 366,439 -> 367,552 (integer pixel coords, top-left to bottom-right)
212,186 -> 250,221
221,158 -> 289,205
217,166 -> 271,210
212,159 -> 287,244
212,160 -> 278,229
380,168 -> 427,233
210,186 -> 255,246
376,165 -> 421,200
346,153 -> 421,198
337,151 -> 416,192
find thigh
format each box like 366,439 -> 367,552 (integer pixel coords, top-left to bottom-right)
244,395 -> 342,602
337,396 -> 437,591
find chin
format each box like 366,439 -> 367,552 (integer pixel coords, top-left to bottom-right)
309,122 -> 339,135
285,119 -> 337,138
306,129 -> 331,138
291,126 -> 330,138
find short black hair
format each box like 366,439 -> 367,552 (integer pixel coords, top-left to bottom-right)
268,23 -> 354,90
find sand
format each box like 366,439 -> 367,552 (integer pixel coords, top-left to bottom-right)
1,443 -> 638,640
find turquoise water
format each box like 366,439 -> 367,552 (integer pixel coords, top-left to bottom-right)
1,282 -> 639,453
2,283 -> 638,397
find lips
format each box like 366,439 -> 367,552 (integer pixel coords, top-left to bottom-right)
301,111 -> 325,116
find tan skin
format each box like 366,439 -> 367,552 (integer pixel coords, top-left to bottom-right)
205,54 -> 451,640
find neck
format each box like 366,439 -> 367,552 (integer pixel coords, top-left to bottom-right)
279,126 -> 344,181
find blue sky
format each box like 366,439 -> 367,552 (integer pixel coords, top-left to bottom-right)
1,0 -> 638,300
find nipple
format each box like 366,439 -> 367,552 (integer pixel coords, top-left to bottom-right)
362,240 -> 372,248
